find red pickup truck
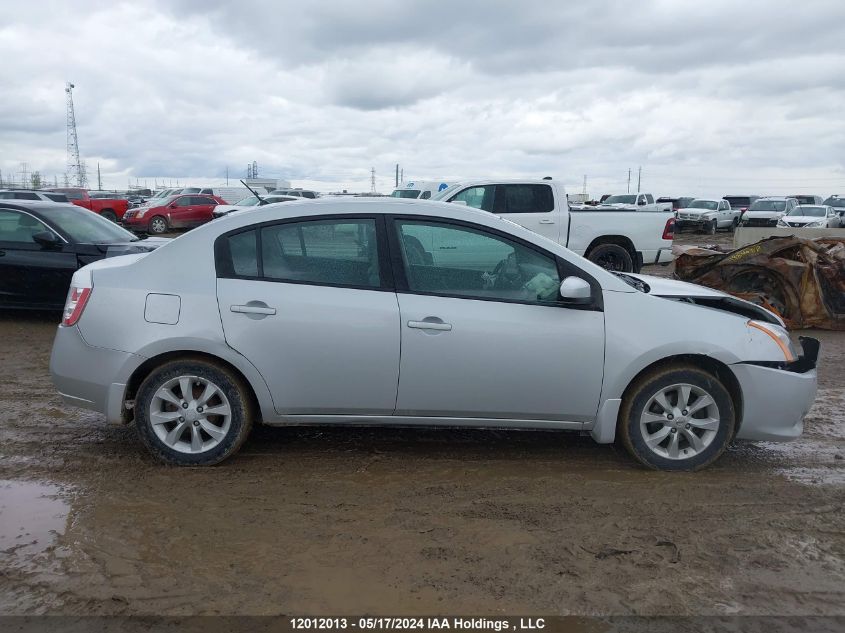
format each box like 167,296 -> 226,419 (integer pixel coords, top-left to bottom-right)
48,188 -> 129,222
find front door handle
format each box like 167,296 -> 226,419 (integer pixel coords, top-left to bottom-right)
538,219 -> 555,224
231,304 -> 276,315
408,320 -> 452,331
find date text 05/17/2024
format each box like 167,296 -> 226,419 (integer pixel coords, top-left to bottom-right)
289,618 -> 546,631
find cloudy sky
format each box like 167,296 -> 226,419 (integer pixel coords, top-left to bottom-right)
1,0 -> 844,197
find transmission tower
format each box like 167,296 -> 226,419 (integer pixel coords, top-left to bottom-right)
370,167 -> 376,193
65,82 -> 86,187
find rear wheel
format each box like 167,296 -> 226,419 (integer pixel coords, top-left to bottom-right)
135,359 -> 253,465
587,243 -> 634,272
99,209 -> 118,223
148,215 -> 168,234
618,364 -> 735,471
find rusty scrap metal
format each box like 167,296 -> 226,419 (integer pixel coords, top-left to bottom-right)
673,236 -> 845,330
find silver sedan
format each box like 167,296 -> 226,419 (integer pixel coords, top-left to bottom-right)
50,199 -> 819,470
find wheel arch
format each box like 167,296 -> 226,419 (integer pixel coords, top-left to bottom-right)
584,235 -> 639,272
592,353 -> 744,444
123,349 -> 269,425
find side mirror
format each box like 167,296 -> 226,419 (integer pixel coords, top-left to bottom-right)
559,276 -> 592,305
32,230 -> 60,248
638,199 -> 647,206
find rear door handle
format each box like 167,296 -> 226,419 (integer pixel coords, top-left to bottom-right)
407,320 -> 452,331
538,219 -> 555,224
231,304 -> 276,315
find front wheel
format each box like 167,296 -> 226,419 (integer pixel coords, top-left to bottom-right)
148,215 -> 168,234
618,364 -> 735,471
135,359 -> 254,465
587,243 -> 634,272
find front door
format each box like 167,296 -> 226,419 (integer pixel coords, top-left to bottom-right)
390,218 -> 604,422
0,209 -> 78,308
215,216 -> 400,415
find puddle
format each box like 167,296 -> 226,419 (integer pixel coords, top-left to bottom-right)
0,480 -> 68,558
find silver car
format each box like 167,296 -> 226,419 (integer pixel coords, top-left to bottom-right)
50,199 -> 819,471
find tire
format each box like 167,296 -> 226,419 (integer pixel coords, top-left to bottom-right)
587,243 -> 634,272
99,209 -> 118,223
148,215 -> 168,234
135,359 -> 253,466
618,364 -> 735,472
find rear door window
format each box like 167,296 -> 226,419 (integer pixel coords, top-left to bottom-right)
499,184 -> 554,213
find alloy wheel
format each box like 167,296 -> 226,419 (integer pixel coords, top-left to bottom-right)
639,383 -> 720,460
149,375 -> 232,454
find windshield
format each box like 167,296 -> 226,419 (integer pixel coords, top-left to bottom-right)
690,200 -> 718,210
749,200 -> 786,212
789,206 -> 825,217
724,197 -> 751,208
234,196 -> 261,206
823,197 -> 845,208
792,196 -> 817,205
603,195 -> 636,204
391,189 -> 421,198
180,188 -> 201,194
37,206 -> 138,243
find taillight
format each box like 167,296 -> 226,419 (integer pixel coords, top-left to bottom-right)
62,286 -> 92,326
662,217 -> 675,240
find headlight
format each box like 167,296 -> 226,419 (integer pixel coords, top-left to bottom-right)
806,221 -> 824,228
135,209 -> 147,218
777,219 -> 788,227
748,320 -> 797,362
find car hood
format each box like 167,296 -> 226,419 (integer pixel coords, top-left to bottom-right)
677,207 -> 714,215
781,216 -> 822,223
621,273 -> 784,326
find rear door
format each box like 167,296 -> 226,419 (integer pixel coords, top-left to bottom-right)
190,196 -> 218,226
215,215 -> 400,415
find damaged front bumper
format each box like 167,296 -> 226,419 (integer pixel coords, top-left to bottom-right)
732,337 -> 820,441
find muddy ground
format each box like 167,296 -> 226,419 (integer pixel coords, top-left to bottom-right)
0,228 -> 843,616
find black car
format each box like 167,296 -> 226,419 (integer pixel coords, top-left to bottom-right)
656,196 -> 695,211
723,195 -> 760,215
0,201 -> 166,310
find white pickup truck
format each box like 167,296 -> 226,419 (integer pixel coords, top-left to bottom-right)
431,180 -> 674,272
598,193 -> 673,213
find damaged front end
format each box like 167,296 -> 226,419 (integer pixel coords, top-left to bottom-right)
673,236 -> 845,330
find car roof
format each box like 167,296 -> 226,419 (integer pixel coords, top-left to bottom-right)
0,200 -> 76,213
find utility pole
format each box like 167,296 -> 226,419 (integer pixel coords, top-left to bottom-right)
395,164 -> 399,188
252,161 -> 258,179
20,163 -> 30,189
627,168 -> 631,193
97,163 -> 102,190
370,167 -> 376,193
400,168 -> 403,184
225,166 -> 229,185
637,166 -> 642,193
582,174 -> 587,196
